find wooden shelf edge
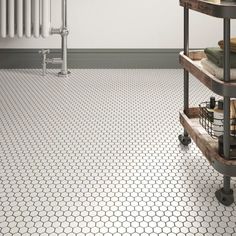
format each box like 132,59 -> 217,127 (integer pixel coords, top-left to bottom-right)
179,108 -> 236,177
179,50 -> 236,97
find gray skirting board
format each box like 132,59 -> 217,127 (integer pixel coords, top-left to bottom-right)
0,49 -> 182,69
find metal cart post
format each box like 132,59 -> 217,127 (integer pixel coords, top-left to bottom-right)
215,18 -> 234,206
179,7 -> 191,146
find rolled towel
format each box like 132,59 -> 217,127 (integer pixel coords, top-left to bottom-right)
219,37 -> 236,53
201,58 -> 236,80
208,0 -> 221,3
204,47 -> 236,68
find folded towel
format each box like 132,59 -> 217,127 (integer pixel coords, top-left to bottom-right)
219,38 -> 236,53
204,47 -> 236,68
201,58 -> 236,80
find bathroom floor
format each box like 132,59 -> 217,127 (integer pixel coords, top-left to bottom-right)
0,69 -> 236,236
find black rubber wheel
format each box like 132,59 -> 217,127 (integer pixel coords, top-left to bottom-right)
215,188 -> 234,206
178,134 -> 191,146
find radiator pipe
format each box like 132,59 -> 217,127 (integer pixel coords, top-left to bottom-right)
59,0 -> 70,76
43,0 -> 70,77
62,0 -> 67,28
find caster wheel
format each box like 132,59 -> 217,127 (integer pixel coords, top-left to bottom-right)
215,188 -> 234,206
178,134 -> 191,146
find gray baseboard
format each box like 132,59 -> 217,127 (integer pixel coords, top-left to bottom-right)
0,49 -> 182,69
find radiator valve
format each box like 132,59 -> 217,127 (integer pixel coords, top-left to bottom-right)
39,49 -> 63,76
39,49 -> 50,76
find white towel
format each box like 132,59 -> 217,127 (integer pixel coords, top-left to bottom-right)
201,58 -> 236,80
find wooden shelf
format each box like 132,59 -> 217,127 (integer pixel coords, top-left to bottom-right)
180,108 -> 236,176
180,0 -> 236,18
179,50 -> 236,97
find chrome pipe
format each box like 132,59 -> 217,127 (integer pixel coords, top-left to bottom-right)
50,28 -> 61,35
61,31 -> 68,75
62,0 -> 67,28
58,0 -> 70,76
39,0 -> 70,76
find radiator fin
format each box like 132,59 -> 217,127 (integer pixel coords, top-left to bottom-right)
0,0 -> 7,37
0,0 -> 51,38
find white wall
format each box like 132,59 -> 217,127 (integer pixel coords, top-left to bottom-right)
0,0 -> 235,49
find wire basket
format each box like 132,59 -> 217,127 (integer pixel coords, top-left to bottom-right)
199,101 -> 236,139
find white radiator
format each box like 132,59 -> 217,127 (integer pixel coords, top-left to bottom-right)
0,0 -> 51,38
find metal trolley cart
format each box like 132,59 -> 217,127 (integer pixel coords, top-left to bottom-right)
178,0 -> 236,206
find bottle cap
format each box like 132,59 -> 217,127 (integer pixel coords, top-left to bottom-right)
210,96 -> 216,109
